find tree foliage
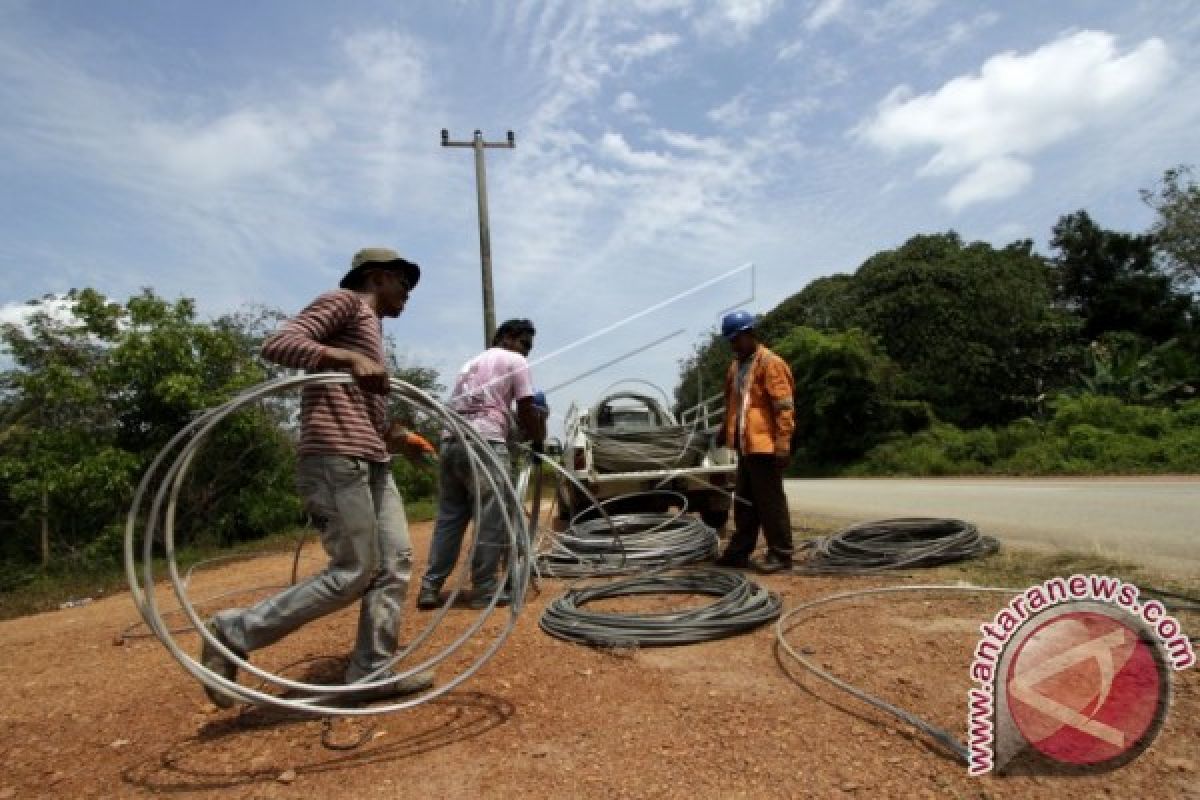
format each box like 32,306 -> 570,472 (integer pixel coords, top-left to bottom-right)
1074,332 -> 1198,405
1050,210 -> 1193,344
0,291 -> 298,569
1141,164 -> 1200,286
853,234 -> 1076,426
771,326 -> 921,466
673,330 -> 728,416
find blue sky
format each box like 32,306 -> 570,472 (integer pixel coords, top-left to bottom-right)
1,0 -> 1197,420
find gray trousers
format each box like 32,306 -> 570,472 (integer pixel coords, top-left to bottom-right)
420,441 -> 510,594
216,455 -> 412,679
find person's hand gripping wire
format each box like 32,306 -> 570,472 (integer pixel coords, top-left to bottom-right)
386,420 -> 438,465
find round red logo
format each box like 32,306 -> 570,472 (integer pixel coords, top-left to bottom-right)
1005,609 -> 1168,768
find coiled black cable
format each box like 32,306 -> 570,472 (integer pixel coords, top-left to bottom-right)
540,569 -> 782,647
538,510 -> 718,578
795,517 -> 999,574
586,427 -> 706,472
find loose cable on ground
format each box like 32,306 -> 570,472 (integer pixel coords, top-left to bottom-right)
541,568 -> 781,647
775,584 -> 1020,764
794,518 -> 1000,574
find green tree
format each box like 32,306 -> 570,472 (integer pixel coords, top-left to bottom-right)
1050,210 -> 1193,343
854,234 -> 1075,426
757,274 -> 860,339
384,344 -> 445,502
0,289 -> 301,568
673,329 -> 729,418
674,277 -> 862,419
772,326 -> 920,466
0,290 -> 136,566
1141,164 -> 1200,287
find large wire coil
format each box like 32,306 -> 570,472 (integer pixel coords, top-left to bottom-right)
540,568 -> 782,647
795,517 -> 1000,574
124,373 -> 534,717
536,491 -> 718,578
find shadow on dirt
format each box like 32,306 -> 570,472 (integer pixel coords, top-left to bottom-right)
119,690 -> 514,793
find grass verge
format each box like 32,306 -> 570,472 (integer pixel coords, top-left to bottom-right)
0,499 -> 437,622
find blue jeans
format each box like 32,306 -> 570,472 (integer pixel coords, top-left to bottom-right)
216,455 -> 412,680
421,441 -> 511,594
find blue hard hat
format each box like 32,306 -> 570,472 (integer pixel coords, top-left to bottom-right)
721,310 -> 756,340
532,390 -> 548,410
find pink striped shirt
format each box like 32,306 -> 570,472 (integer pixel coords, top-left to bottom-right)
261,290 -> 389,462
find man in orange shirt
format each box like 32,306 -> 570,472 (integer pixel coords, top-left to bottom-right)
713,310 -> 796,574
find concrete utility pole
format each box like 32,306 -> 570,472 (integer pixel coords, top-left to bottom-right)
441,128 -> 516,347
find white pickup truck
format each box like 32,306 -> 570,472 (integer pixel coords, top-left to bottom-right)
555,391 -> 736,529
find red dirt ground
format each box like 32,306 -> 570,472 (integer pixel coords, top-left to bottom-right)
1,520 -> 1196,799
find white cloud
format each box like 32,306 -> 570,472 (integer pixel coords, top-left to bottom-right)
612,32 -> 681,63
912,11 -> 1000,66
776,38 -> 804,61
0,24 -> 449,305
137,109 -> 332,188
805,0 -> 940,39
944,11 -> 999,48
863,0 -> 941,39
613,91 -> 642,112
599,132 -> 673,170
697,0 -> 781,38
943,157 -> 1032,211
987,221 -> 1029,245
0,295 -> 76,331
856,30 -> 1172,210
655,128 -> 727,156
629,0 -> 694,12
806,0 -> 847,31
708,93 -> 751,127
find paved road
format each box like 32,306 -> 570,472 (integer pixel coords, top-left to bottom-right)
784,477 -> 1200,576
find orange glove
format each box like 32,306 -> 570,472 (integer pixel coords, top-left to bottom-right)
386,423 -> 437,464
404,431 -> 436,458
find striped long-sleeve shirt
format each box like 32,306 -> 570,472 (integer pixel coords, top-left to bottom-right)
261,290 -> 390,462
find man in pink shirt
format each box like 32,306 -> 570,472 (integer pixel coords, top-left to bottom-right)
417,318 -> 546,610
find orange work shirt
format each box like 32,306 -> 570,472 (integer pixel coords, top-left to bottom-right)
722,345 -> 796,456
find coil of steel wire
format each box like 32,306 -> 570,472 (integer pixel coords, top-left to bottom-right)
537,492 -> 718,578
540,568 -> 782,647
795,517 -> 1000,574
586,427 -> 706,473
124,373 -> 534,717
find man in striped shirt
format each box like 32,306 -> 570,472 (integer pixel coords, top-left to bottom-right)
201,247 -> 435,708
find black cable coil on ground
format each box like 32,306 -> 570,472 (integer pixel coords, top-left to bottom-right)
540,569 -> 782,647
795,517 -> 1000,574
537,511 -> 718,578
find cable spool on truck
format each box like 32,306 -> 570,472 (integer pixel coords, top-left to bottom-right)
556,390 -> 735,530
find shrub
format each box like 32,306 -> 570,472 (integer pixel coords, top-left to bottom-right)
854,395 -> 1196,476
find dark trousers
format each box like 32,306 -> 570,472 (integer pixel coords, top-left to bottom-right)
725,454 -> 793,561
